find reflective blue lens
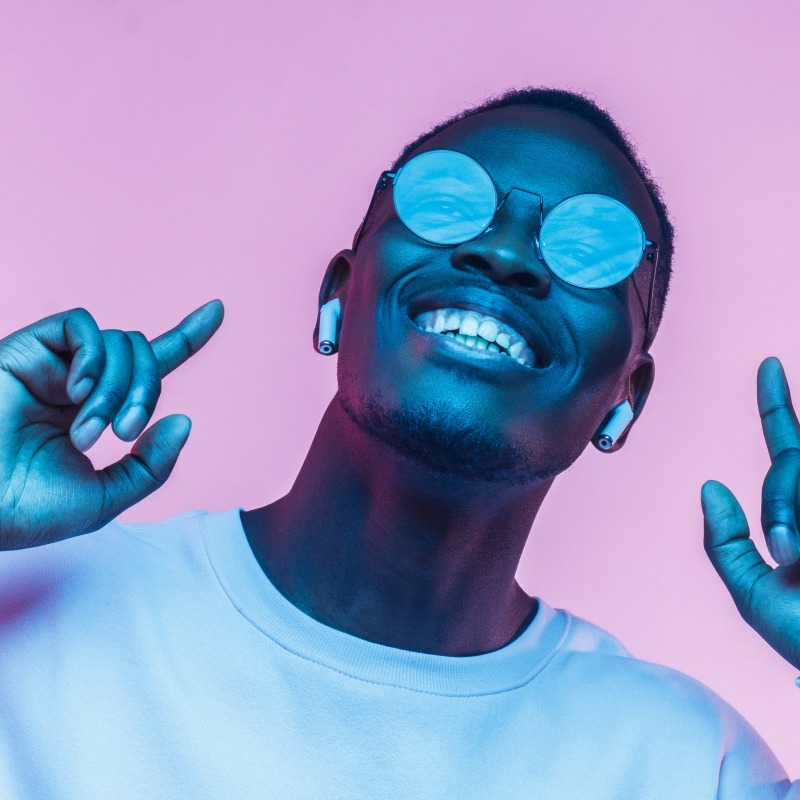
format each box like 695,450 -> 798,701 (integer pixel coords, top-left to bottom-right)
392,151 -> 648,289
539,194 -> 646,289
393,150 -> 497,245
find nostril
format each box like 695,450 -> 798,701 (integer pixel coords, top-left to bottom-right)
453,254 -> 493,276
513,272 -> 540,290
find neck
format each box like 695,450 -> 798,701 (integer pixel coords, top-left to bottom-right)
241,397 -> 553,656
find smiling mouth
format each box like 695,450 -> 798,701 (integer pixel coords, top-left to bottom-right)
410,308 -> 539,369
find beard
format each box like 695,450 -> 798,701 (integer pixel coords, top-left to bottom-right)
337,381 -> 586,487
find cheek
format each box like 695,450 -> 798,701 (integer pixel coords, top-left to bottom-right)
337,229 -> 437,381
523,293 -> 635,435
334,271 -> 403,398
567,281 -> 637,381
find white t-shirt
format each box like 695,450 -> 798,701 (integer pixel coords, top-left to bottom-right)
0,507 -> 798,799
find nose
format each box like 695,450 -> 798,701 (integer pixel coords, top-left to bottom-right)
449,189 -> 552,297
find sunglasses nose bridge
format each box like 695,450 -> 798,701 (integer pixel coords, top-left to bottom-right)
491,186 -> 546,255
495,186 -> 543,230
452,203 -> 552,295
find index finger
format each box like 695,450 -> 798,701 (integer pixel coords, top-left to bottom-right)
150,299 -> 225,378
758,356 -> 800,461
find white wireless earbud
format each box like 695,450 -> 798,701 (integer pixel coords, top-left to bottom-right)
594,401 -> 634,452
317,297 -> 341,355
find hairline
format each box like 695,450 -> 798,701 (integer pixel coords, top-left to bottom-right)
354,89 -> 674,349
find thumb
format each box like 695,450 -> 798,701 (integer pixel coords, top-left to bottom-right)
94,415 -> 192,527
701,479 -> 771,618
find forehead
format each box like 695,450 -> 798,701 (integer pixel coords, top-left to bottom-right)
412,105 -> 658,231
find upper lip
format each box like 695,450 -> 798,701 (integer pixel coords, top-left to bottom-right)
404,286 -> 552,367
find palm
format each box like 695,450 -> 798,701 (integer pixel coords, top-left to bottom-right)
703,357 -> 800,671
744,568 -> 800,670
0,372 -> 103,545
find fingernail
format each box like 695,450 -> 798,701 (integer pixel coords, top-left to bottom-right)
70,377 -> 95,404
768,524 -> 800,565
115,405 -> 148,440
73,417 -> 105,452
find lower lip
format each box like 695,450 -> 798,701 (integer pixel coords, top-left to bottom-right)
405,316 -> 540,374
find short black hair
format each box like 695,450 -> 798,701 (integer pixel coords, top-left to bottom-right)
357,86 -> 675,350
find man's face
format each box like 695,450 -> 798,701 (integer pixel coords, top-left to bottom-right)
332,105 -> 660,485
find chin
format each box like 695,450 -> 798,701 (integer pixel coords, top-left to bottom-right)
337,374 -> 584,486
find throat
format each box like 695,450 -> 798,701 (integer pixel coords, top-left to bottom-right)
239,502 -> 537,656
238,398 -> 549,656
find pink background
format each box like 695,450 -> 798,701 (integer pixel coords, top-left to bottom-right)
2,0 -> 799,775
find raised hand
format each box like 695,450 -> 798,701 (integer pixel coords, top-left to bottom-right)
702,357 -> 800,670
0,300 -> 224,550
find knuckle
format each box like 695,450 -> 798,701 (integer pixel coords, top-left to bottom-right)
128,331 -> 160,368
154,351 -> 170,375
65,307 -> 101,339
131,450 -> 166,488
132,377 -> 162,406
760,403 -> 798,422
67,306 -> 93,322
760,402 -> 788,419
780,448 -> 800,462
174,328 -> 194,359
762,494 -> 790,519
79,342 -> 106,362
93,384 -> 128,412
132,454 -> 163,487
103,328 -> 128,344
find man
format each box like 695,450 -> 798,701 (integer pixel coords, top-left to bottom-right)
1,87 -> 799,797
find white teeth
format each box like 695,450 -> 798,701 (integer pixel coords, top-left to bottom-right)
459,315 -> 479,336
477,319 -> 498,342
507,341 -> 524,359
411,306 -> 540,368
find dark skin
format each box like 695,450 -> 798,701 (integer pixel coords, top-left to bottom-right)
240,105 -> 659,656
3,105 -> 800,672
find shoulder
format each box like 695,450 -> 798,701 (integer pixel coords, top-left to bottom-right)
553,609 -> 779,753
0,510 -> 210,611
537,607 -> 794,797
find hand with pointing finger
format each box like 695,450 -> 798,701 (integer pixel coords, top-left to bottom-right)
0,300 -> 223,551
702,356 -> 800,671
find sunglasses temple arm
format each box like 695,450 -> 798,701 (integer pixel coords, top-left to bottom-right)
644,243 -> 660,345
352,172 -> 394,251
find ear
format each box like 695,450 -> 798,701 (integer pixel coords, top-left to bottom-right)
607,352 -> 655,452
313,250 -> 353,351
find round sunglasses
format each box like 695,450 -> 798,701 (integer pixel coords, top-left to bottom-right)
353,148 -> 660,332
